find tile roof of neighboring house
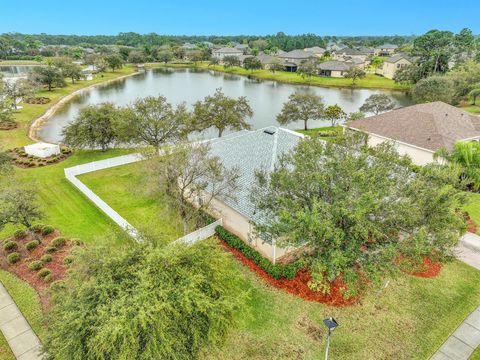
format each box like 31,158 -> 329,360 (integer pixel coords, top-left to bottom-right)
346,57 -> 364,65
235,44 -> 249,50
347,102 -> 480,151
318,60 -> 353,71
304,46 -> 326,54
376,43 -> 398,49
208,127 -> 304,222
213,47 -> 243,54
278,49 -> 315,59
357,47 -> 375,54
335,47 -> 364,56
384,53 -> 416,63
257,53 -> 278,64
238,54 -> 254,63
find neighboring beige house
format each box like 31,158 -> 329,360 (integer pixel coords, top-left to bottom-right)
304,46 -> 326,57
212,47 -> 243,60
345,102 -> 480,165
376,53 -> 415,79
333,47 -> 368,63
207,127 -> 304,263
318,60 -> 352,77
374,43 -> 398,56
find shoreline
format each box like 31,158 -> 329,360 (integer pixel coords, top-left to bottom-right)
29,71 -> 140,143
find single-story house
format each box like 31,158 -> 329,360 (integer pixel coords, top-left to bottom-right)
375,53 -> 416,79
24,142 -> 60,158
207,127 -> 304,262
212,47 -> 243,60
318,60 -> 352,77
327,42 -> 348,51
374,43 -> 398,56
235,44 -> 249,52
345,102 -> 480,165
304,46 -> 326,56
238,54 -> 254,65
256,53 -> 280,69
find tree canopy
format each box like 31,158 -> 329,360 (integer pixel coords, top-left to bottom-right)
359,94 -> 396,115
251,133 -> 466,295
44,239 -> 244,360
276,92 -> 324,130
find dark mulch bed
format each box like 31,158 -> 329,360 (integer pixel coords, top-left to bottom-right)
217,237 -> 358,307
397,255 -> 442,278
0,230 -> 75,309
0,121 -> 19,130
8,146 -> 74,168
23,97 -> 51,105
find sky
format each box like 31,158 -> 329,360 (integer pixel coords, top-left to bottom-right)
0,0 -> 477,36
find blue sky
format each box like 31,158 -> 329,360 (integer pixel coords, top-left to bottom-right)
0,0 -> 477,36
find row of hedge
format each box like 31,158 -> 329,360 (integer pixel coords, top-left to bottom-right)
215,226 -> 303,280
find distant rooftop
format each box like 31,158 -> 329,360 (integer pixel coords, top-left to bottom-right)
347,102 -> 480,152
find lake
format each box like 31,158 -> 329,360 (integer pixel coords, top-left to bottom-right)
38,67 -> 412,143
0,65 -> 40,78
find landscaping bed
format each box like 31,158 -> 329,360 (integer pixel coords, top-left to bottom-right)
8,146 -> 73,168
23,97 -> 51,105
0,226 -> 77,308
0,121 -> 18,130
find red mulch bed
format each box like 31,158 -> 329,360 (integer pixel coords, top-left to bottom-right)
0,121 -> 18,130
23,97 -> 51,105
0,230 -> 74,309
399,256 -> 442,278
467,216 -> 477,233
217,238 -> 358,307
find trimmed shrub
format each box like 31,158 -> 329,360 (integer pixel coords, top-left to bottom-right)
7,252 -> 20,264
63,255 -> 74,266
52,237 -> 66,248
43,274 -> 54,283
41,254 -> 53,263
32,224 -> 44,233
215,226 -> 303,280
38,268 -> 52,279
42,225 -> 55,236
28,260 -> 43,271
26,240 -> 40,251
3,241 -> 17,252
45,246 -> 56,253
13,229 -> 27,240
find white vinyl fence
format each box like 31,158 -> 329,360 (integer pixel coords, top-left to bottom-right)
64,153 -> 220,244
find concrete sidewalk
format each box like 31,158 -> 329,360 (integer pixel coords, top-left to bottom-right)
457,232 -> 480,270
0,282 -> 43,360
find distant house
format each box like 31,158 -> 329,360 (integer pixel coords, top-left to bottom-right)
345,102 -> 480,165
182,43 -> 197,50
238,54 -> 254,65
327,42 -> 348,52
318,60 -> 352,77
357,47 -> 375,56
207,127 -> 304,262
256,53 -> 279,69
235,44 -> 249,52
333,47 -> 368,64
374,44 -> 398,56
375,53 -> 416,79
304,46 -> 326,56
212,47 -> 243,60
277,50 -> 315,71
201,41 -> 214,48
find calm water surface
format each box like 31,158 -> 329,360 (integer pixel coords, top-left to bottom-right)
38,68 -> 412,143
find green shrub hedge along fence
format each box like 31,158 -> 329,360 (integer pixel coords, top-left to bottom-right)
215,226 -> 303,280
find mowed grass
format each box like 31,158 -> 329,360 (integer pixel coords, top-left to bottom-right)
296,125 -> 342,140
151,62 -> 410,90
0,270 -> 44,359
205,258 -> 480,360
0,149 -> 137,245
0,65 -> 137,149
78,161 -> 186,242
462,104 -> 480,115
464,192 -> 480,235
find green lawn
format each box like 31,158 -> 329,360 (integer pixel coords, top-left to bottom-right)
0,270 -> 44,359
205,258 -> 480,360
150,62 -> 410,90
1,65 -> 137,149
0,149 -> 136,245
464,192 -> 480,234
462,105 -> 480,115
296,125 -> 342,139
78,161 -> 186,242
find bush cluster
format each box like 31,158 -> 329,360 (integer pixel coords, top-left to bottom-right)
42,225 -> 55,236
41,254 -> 53,263
52,237 -> 66,248
31,224 -> 45,233
13,229 -> 27,240
3,241 -> 17,252
45,246 -> 56,254
63,255 -> 74,266
38,268 -> 52,279
7,252 -> 20,264
215,226 -> 303,280
26,240 -> 40,251
28,260 -> 43,271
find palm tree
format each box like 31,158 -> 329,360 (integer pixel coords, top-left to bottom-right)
435,141 -> 480,190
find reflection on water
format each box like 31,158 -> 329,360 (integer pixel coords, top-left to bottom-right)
38,67 -> 412,143
0,65 -> 41,77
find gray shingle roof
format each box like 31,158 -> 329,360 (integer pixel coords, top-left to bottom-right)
318,60 -> 352,71
384,53 -> 414,63
376,43 -> 398,49
347,102 -> 480,151
304,46 -> 326,54
278,49 -> 315,59
208,127 -> 304,222
213,47 -> 243,54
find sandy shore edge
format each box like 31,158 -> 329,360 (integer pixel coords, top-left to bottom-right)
28,71 -> 140,143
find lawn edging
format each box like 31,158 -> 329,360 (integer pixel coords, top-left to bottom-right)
215,225 -> 303,279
